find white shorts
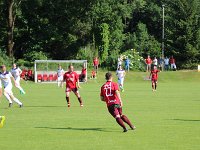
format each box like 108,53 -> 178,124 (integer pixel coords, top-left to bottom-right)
118,78 -> 124,86
171,64 -> 177,69
4,84 -> 13,96
57,76 -> 63,82
15,76 -> 20,85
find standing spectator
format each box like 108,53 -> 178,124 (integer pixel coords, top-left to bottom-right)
170,56 -> 177,71
124,57 -> 130,72
117,55 -> 123,69
158,56 -> 164,70
145,55 -> 152,72
93,57 -> 99,73
79,65 -> 87,82
152,57 -> 158,67
164,56 -> 169,71
57,65 -> 64,88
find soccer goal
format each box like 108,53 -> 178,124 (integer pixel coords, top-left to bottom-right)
34,60 -> 87,83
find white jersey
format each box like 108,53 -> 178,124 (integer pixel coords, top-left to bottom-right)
0,71 -> 13,88
153,59 -> 158,65
57,69 -> 64,77
164,58 -> 169,65
11,67 -> 22,79
116,70 -> 125,79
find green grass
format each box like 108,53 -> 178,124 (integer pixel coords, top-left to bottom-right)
0,71 -> 200,150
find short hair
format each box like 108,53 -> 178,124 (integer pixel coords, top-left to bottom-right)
105,72 -> 112,80
68,64 -> 73,68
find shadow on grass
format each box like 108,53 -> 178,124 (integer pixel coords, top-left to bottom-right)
35,127 -> 115,132
26,106 -> 66,108
172,119 -> 200,122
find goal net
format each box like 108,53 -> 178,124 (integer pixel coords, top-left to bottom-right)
34,60 -> 87,83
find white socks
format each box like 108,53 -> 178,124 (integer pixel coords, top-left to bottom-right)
13,97 -> 22,105
4,93 -> 13,104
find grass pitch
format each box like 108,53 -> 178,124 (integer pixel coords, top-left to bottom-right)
0,71 -> 200,150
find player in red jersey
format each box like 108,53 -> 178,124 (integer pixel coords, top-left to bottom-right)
100,72 -> 136,132
149,66 -> 160,91
63,65 -> 83,107
93,57 -> 99,73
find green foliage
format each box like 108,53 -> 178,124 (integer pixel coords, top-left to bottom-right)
122,49 -> 145,71
99,23 -> 109,63
0,49 -> 12,66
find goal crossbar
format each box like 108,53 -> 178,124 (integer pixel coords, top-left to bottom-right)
34,60 -> 87,83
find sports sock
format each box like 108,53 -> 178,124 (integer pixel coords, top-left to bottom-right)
121,115 -> 134,128
155,84 -> 157,90
17,86 -> 25,94
66,97 -> 70,104
4,93 -> 13,103
13,97 -> 22,105
78,97 -> 83,104
116,117 -> 126,129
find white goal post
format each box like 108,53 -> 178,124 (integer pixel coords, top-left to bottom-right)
34,60 -> 87,83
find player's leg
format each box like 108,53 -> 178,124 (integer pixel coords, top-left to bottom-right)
66,89 -> 71,107
4,86 -> 13,107
155,81 -> 158,90
0,116 -> 6,128
10,93 -> 23,107
73,88 -> 83,107
108,105 -> 127,132
152,81 -> 155,91
119,107 -> 136,130
15,77 -> 25,94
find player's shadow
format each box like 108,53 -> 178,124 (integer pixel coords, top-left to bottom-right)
171,119 -> 200,122
35,127 -> 114,132
26,106 -> 66,108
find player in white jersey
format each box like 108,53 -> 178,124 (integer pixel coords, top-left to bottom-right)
0,65 -> 23,107
116,65 -> 126,92
57,65 -> 64,87
10,63 -> 25,94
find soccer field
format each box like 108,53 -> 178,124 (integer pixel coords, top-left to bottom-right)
0,71 -> 200,150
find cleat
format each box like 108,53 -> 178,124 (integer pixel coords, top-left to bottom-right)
67,103 -> 70,107
0,116 -> 6,128
123,128 -> 128,132
19,104 -> 23,108
9,103 -> 13,107
80,104 -> 84,107
131,126 -> 136,130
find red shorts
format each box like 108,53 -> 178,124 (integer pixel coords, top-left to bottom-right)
152,79 -> 158,83
108,104 -> 122,118
66,87 -> 78,93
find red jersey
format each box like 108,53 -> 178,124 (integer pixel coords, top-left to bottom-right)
81,68 -> 86,75
170,58 -> 175,64
151,69 -> 160,80
100,81 -> 121,107
93,58 -> 99,66
63,71 -> 78,89
91,70 -> 96,76
146,58 -> 152,64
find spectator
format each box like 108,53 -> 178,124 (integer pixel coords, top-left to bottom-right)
169,56 -> 177,71
124,57 -> 130,72
79,65 -> 87,82
164,56 -> 169,71
117,55 -> 123,69
152,57 -> 158,66
158,56 -> 164,70
145,55 -> 152,72
93,57 -> 99,73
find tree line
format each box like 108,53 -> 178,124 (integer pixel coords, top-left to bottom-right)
0,0 -> 199,69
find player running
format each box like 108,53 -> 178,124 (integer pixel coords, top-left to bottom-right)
116,65 -> 126,92
0,116 -> 6,128
57,65 -> 64,88
0,65 -> 23,107
149,66 -> 160,91
10,63 -> 25,94
63,65 -> 83,107
100,72 -> 136,132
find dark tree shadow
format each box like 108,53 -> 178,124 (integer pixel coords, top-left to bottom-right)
35,126 -> 115,132
172,119 -> 200,122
